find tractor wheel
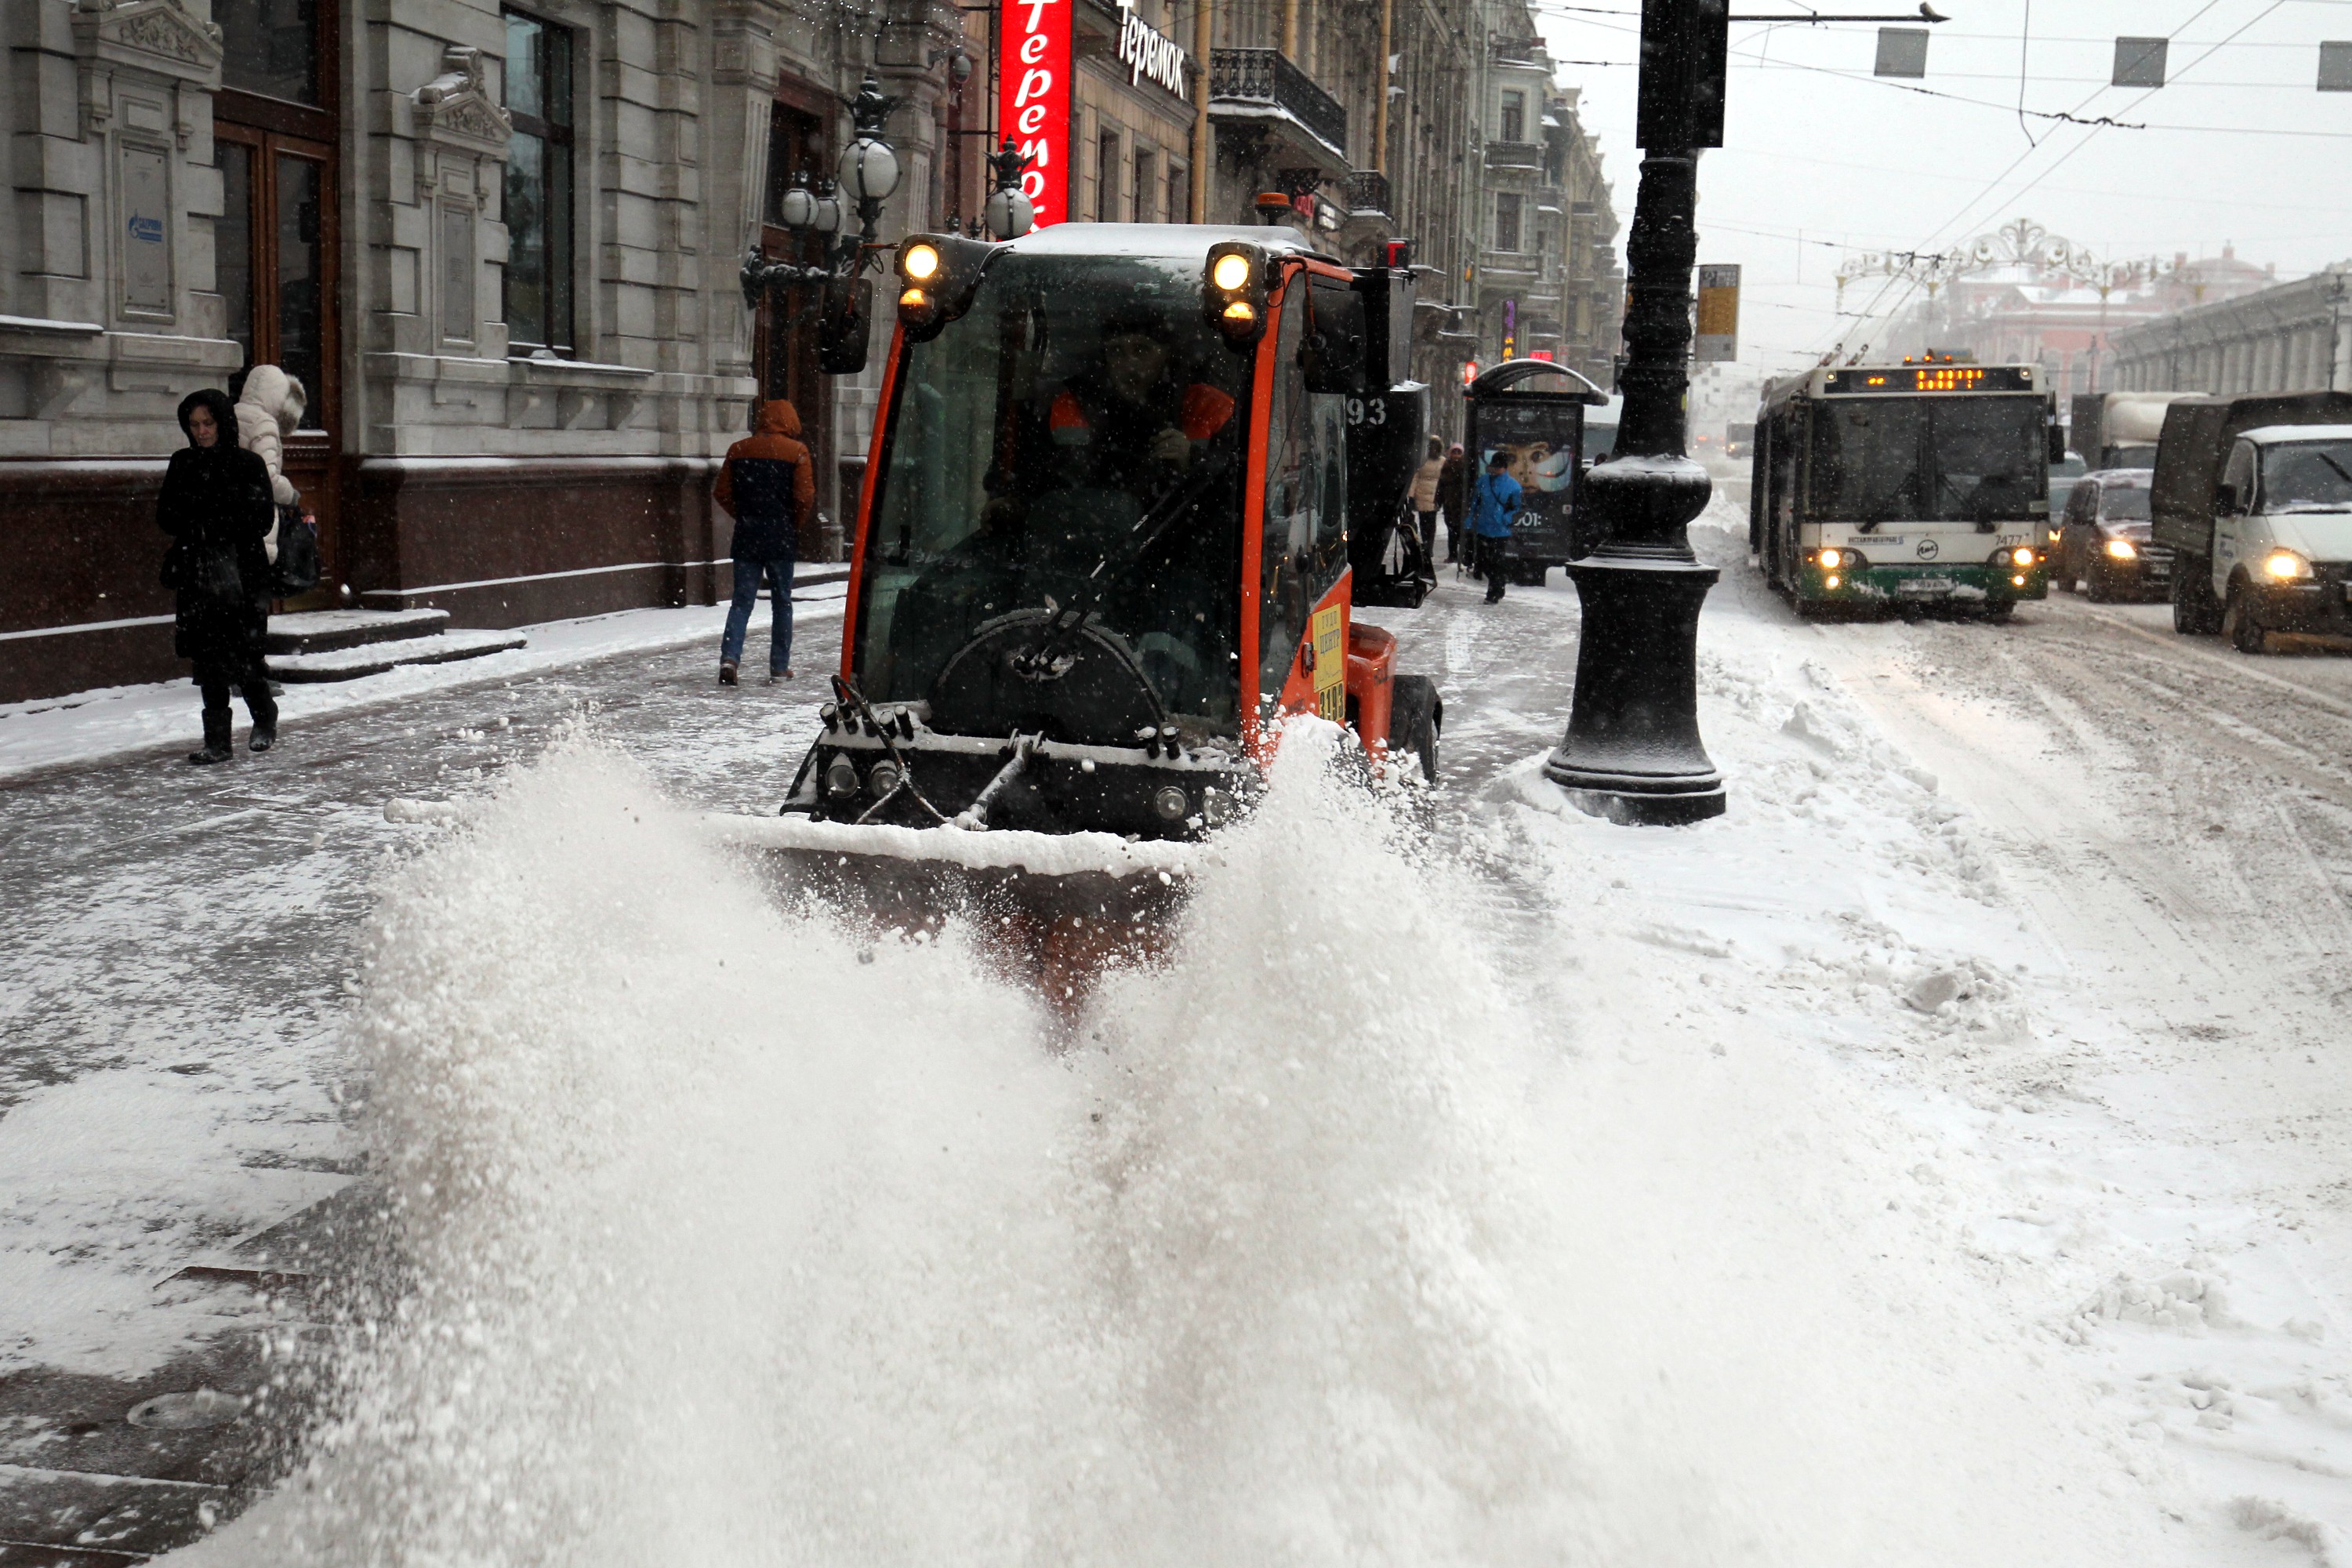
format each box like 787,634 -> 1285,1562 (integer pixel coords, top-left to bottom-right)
1388,675 -> 1441,783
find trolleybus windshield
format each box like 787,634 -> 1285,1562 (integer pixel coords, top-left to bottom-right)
1809,396 -> 2045,526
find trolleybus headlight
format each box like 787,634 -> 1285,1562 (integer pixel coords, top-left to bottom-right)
1817,547 -> 1845,570
823,755 -> 860,799
2012,574 -> 2027,586
902,241 -> 942,282
2264,549 -> 2313,581
1152,785 -> 1189,822
2104,538 -> 2137,561
866,760 -> 902,798
1823,574 -> 1842,590
2010,546 -> 2036,568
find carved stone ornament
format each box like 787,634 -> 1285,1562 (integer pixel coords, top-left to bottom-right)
71,0 -> 223,91
413,45 -> 514,156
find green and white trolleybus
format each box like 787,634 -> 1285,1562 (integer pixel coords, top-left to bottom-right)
1749,362 -> 2058,619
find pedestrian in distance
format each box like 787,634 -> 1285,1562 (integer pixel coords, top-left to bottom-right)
158,388 -> 278,764
1436,441 -> 1468,564
714,397 -> 816,685
1407,435 -> 1443,586
1469,448 -> 1523,605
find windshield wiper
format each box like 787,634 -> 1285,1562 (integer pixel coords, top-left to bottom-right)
1013,453 -> 1231,680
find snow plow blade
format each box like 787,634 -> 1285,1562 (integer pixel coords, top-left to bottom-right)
703,815 -> 1199,1004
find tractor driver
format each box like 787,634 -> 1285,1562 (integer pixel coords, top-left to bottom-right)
1045,309 -> 1236,489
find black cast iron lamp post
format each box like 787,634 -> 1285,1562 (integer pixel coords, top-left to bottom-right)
1542,0 -> 1731,826
740,74 -> 897,306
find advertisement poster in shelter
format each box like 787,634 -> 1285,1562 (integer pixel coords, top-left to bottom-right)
999,0 -> 1073,227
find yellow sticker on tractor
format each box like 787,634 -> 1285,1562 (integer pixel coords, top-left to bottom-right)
1312,604 -> 1345,722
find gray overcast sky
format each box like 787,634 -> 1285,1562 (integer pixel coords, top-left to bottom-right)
1531,0 -> 2352,374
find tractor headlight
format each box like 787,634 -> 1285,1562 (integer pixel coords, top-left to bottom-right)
1203,241 -> 1270,347
823,755 -> 860,798
2264,550 -> 2313,581
1152,785 -> 1189,822
866,759 -> 902,798
902,241 -> 941,282
2104,537 -> 2137,561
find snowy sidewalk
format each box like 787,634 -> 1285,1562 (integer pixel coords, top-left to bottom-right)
0,578 -> 847,783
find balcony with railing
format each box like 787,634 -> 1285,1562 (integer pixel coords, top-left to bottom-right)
1342,169 -> 1391,219
1484,140 -> 1543,172
1210,49 -> 1348,166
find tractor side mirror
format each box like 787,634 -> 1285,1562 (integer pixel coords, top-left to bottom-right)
816,274 -> 871,375
1300,281 -> 1367,396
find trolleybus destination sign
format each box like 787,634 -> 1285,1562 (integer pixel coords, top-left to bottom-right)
1000,0 -> 1073,228
1825,366 -> 2035,394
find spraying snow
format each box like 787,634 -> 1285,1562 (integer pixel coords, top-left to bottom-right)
176,714 -> 2198,1565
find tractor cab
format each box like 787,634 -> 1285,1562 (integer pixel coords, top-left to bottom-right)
782,223 -> 1438,839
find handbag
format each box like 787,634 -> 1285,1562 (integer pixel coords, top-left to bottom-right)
272,507 -> 321,596
159,540 -> 189,590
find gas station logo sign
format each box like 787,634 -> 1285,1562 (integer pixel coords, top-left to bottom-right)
1000,0 -> 1073,228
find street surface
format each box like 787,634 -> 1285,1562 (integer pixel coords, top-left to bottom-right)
7,506 -> 2352,1562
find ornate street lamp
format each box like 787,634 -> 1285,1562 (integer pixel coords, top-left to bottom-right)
1541,0 -> 1730,825
740,73 -> 902,378
982,137 -> 1036,240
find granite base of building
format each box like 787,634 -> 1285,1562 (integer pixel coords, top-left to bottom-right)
0,457 -> 758,704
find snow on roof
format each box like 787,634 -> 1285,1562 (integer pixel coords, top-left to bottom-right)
1000,223 -> 1319,262
2238,424 -> 2352,445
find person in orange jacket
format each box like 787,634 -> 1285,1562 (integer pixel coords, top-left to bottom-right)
714,397 -> 816,684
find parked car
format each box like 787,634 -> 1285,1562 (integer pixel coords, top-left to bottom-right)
2055,468 -> 2169,601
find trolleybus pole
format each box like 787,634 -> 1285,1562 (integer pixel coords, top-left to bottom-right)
1542,0 -> 1729,825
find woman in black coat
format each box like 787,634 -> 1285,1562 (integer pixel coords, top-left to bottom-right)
160,387 -> 279,764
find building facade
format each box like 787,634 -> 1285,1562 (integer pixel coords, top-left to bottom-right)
1871,222 -> 2276,408
2,0 -> 978,702
3,0 -> 1619,705
2108,263 -> 2352,397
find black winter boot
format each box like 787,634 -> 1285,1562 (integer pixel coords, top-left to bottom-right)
247,683 -> 279,753
187,709 -> 233,765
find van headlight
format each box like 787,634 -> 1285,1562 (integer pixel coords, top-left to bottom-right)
2263,550 -> 2314,581
2104,538 -> 2136,561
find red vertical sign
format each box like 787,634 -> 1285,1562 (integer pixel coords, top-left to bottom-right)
999,0 -> 1073,228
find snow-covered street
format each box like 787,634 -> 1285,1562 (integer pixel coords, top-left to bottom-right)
8,500 -> 2352,1563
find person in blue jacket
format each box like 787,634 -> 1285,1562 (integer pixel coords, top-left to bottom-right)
1468,449 -> 1523,604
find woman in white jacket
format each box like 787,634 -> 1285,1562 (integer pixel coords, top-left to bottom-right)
233,365 -> 306,564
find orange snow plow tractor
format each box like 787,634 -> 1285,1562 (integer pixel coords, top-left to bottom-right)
724,224 -> 1440,988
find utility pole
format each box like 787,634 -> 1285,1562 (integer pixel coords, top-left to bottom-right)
1541,0 -> 1728,824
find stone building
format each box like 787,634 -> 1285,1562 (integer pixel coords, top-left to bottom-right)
3,0 -> 1618,706
1471,31 -> 1617,394
2108,263 -> 2352,397
2,0 -> 976,702
1873,223 -> 2276,408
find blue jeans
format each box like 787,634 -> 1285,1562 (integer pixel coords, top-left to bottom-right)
721,557 -> 794,672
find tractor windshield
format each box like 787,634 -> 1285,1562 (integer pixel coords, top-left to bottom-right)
851,251 -> 1250,729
